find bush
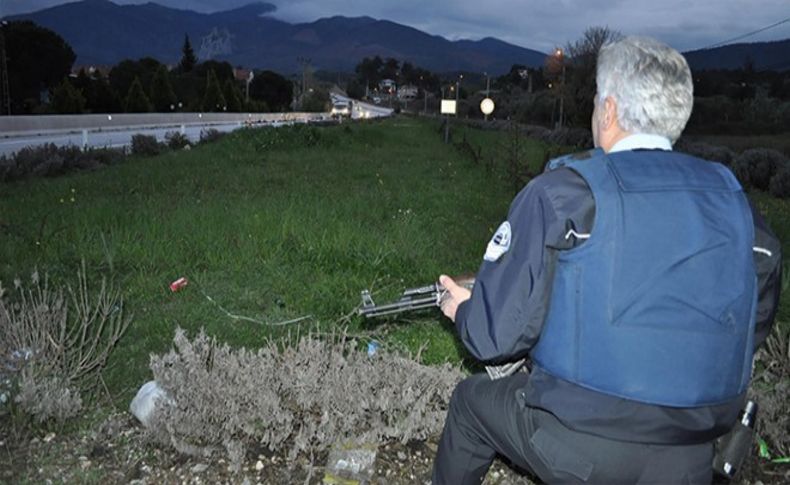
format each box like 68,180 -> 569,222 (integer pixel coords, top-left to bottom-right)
675,140 -> 736,167
733,148 -> 789,190
147,328 -> 463,470
131,134 -> 163,156
769,166 -> 790,198
0,265 -> 131,424
199,128 -> 225,144
0,145 -> 127,182
12,143 -> 65,178
165,131 -> 190,150
545,127 -> 593,148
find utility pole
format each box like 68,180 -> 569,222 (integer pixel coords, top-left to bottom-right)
0,21 -> 11,116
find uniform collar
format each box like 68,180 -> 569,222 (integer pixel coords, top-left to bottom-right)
609,134 -> 672,153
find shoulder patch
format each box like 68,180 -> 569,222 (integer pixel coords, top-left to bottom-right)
484,221 -> 512,262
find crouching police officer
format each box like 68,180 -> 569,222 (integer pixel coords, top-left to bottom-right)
433,36 -> 782,484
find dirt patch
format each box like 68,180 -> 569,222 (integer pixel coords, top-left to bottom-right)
0,412 -> 533,484
3,408 -> 788,484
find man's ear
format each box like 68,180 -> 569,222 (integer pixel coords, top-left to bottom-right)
602,96 -> 617,129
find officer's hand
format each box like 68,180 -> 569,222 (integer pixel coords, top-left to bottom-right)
439,274 -> 471,323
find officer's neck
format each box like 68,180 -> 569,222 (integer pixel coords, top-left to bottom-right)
600,126 -> 632,154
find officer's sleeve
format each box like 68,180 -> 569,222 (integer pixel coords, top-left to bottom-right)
750,201 -> 782,349
453,176 -> 565,364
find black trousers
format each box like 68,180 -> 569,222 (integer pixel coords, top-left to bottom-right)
432,373 -> 714,484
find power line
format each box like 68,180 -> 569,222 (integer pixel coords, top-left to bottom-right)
699,15 -> 790,50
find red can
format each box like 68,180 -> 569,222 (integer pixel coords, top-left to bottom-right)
169,277 -> 188,292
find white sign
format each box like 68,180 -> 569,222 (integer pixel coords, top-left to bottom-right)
480,97 -> 495,116
441,99 -> 457,115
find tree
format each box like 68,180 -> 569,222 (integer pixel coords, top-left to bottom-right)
149,65 -> 177,112
194,60 -> 234,83
301,88 -> 329,112
223,79 -> 243,112
561,26 -> 623,127
381,57 -> 400,81
355,56 -> 384,87
125,77 -> 152,113
178,34 -> 197,73
202,70 -> 226,112
249,70 -> 292,112
72,68 -> 121,113
110,58 -> 164,104
51,77 -> 85,114
4,21 -> 76,113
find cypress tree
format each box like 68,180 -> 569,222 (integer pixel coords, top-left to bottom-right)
178,34 -> 197,73
223,78 -> 243,112
149,65 -> 177,112
125,77 -> 153,113
51,77 -> 86,114
202,70 -> 226,112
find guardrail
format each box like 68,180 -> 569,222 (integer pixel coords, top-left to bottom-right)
0,112 -> 329,137
0,106 -> 394,157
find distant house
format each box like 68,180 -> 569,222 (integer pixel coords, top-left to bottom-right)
71,65 -> 113,78
379,79 -> 396,94
397,84 -> 418,100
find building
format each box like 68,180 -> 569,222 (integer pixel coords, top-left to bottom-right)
397,84 -> 418,100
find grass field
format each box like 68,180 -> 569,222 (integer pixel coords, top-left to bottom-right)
0,118 -> 551,404
1,116 -> 787,409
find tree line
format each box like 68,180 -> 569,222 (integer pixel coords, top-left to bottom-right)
4,21 -> 293,114
5,20 -> 790,133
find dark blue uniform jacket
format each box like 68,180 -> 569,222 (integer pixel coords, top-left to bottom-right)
455,148 -> 783,444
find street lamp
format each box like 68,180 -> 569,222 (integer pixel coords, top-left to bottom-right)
555,48 -> 565,128
245,70 -> 254,103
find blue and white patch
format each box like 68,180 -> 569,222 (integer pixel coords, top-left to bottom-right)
484,221 -> 511,262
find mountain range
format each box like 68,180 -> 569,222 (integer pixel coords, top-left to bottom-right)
7,0 -> 789,74
684,39 -> 790,71
7,0 -> 547,74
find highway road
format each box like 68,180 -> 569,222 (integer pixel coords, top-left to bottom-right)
0,120 -> 296,157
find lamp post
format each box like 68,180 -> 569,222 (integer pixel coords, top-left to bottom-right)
245,70 -> 254,103
0,21 -> 10,116
555,48 -> 565,128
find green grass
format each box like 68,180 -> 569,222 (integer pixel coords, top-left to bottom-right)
1,117 -> 788,407
0,118 -> 538,402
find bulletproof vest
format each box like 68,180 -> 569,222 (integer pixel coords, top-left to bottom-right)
531,150 -> 757,407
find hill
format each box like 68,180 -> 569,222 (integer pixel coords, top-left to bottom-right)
8,0 -> 548,73
684,39 -> 790,71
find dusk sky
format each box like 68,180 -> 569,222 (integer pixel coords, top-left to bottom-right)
3,0 -> 789,53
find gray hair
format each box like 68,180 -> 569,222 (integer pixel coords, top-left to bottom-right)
596,36 -> 693,143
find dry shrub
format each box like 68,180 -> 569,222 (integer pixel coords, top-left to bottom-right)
131,134 -> 164,156
148,328 -> 464,470
0,264 -> 131,424
199,128 -> 225,144
752,324 -> 790,460
0,144 -> 126,182
165,131 -> 191,150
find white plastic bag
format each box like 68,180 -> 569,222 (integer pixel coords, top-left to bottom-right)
129,380 -> 170,427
